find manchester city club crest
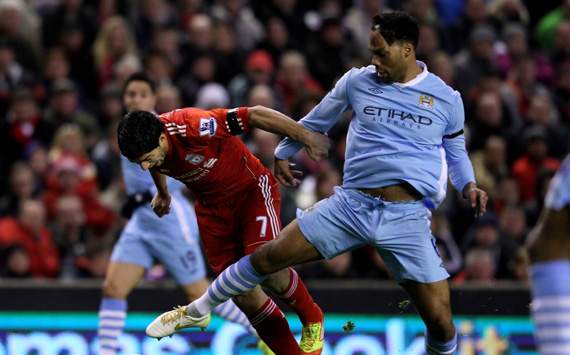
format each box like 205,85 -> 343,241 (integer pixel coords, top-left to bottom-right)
419,95 -> 434,109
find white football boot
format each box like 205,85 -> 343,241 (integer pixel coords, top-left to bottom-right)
146,305 -> 211,339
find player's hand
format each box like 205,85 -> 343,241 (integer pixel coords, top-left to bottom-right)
304,132 -> 330,161
274,159 -> 303,187
151,192 -> 171,217
463,183 -> 488,218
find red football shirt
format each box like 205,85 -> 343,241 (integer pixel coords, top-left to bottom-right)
156,107 -> 268,205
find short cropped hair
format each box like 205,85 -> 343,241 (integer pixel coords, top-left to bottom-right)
372,12 -> 419,49
117,111 -> 163,161
122,72 -> 156,95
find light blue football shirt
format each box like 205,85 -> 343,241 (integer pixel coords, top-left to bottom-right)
275,61 -> 475,205
545,154 -> 570,211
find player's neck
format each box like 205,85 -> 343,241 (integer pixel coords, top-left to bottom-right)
401,61 -> 423,84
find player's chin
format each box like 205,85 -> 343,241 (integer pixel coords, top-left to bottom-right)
379,74 -> 393,83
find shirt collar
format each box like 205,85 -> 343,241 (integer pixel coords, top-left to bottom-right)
394,60 -> 428,88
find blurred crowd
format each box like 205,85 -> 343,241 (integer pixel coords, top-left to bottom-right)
0,0 -> 568,285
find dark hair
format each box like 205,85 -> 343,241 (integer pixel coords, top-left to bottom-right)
122,72 -> 156,95
117,111 -> 164,160
371,11 -> 419,49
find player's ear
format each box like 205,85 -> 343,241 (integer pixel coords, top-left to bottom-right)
403,43 -> 413,58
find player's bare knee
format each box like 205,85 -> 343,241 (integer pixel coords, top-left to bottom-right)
102,278 -> 128,299
250,244 -> 281,275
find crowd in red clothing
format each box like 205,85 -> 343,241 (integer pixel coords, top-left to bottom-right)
0,0 -> 568,284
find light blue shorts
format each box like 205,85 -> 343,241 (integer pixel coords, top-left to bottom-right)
297,186 -> 448,283
111,194 -> 206,285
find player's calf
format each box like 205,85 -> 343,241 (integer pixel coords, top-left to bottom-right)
264,268 -> 325,354
425,315 -> 455,342
240,297 -> 302,355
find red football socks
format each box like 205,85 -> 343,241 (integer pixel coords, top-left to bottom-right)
249,298 -> 301,355
280,268 -> 323,325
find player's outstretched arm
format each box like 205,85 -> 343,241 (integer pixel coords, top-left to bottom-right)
150,169 -> 171,217
248,105 -> 330,161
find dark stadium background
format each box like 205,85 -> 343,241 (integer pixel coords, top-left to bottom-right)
0,0 -> 568,353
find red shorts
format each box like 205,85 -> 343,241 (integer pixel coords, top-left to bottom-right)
195,172 -> 281,274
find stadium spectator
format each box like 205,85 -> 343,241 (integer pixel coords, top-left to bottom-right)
143,50 -> 175,87
92,16 -> 138,88
445,0 -> 492,54
454,25 -> 499,95
0,199 -> 59,278
43,79 -> 100,148
150,26 -> 183,75
523,92 -> 569,158
344,0 -> 386,61
97,84 -> 123,126
512,126 -> 560,202
228,50 -> 276,107
0,41 -> 38,115
471,135 -> 509,199
535,0 -> 570,50
499,205 -> 528,245
462,214 -> 518,278
305,16 -> 356,89
427,51 -> 456,86
276,50 -> 322,114
211,0 -> 263,52
0,244 -> 31,278
155,84 -> 182,114
552,61 -> 570,126
49,195 -> 90,279
256,16 -> 299,63
0,0 -> 41,73
493,177 -> 521,215
0,88 -> 52,172
247,84 -> 278,110
132,0 -> 177,51
43,127 -> 116,233
0,162 -> 39,217
213,21 -> 244,85
194,82 -> 230,109
453,247 -> 496,284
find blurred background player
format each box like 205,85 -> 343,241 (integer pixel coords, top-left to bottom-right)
527,153 -> 570,354
152,12 -> 488,355
117,103 -> 328,354
97,73 -> 254,355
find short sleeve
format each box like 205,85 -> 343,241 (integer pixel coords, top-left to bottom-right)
160,107 -> 249,141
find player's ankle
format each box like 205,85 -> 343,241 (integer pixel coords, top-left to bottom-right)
186,303 -> 202,317
305,303 -> 324,325
187,294 -> 213,317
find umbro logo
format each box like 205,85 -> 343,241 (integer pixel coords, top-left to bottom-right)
368,87 -> 383,95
